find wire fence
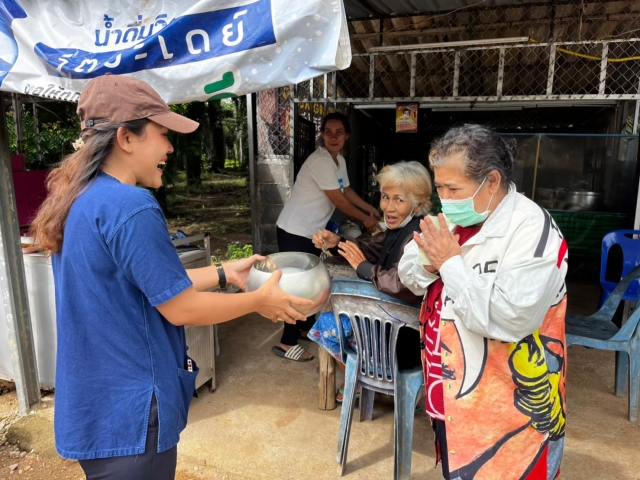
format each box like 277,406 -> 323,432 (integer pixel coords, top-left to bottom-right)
256,87 -> 291,158
297,1 -> 640,102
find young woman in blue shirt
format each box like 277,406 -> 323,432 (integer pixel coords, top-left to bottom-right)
30,74 -> 311,480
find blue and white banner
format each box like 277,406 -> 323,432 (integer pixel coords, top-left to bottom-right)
0,0 -> 351,103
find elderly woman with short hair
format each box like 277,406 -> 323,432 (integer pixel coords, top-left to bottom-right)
310,160 -> 432,401
399,124 -> 568,479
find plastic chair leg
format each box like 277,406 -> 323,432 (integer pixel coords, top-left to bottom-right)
394,369 -> 424,480
336,354 -> 359,474
615,350 -> 628,397
629,343 -> 639,423
359,387 -> 375,422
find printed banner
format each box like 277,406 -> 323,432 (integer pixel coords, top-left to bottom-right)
0,0 -> 351,103
396,103 -> 418,133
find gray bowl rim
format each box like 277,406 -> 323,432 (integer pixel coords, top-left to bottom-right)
252,252 -> 322,274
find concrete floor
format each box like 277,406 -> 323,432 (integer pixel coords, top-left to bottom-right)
176,282 -> 640,480
2,280 -> 638,479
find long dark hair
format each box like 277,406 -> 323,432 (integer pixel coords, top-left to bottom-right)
30,119 -> 149,253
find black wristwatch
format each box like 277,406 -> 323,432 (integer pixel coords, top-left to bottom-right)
215,263 -> 227,290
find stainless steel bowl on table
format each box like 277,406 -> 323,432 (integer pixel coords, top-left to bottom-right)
556,191 -> 603,212
245,252 -> 332,319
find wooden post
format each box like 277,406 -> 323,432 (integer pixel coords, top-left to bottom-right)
318,347 -> 336,410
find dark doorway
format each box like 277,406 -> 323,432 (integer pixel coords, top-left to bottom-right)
294,115 -> 316,179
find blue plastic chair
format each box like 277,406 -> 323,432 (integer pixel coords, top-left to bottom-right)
599,230 -> 640,308
566,264 -> 640,422
329,279 -> 423,480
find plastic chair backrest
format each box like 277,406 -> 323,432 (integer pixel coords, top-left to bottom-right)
329,279 -> 420,393
600,230 -> 640,302
595,264 -> 640,341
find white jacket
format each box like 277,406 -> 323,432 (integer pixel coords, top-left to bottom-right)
398,185 -> 568,343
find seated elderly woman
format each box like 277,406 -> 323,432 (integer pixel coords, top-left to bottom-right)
309,160 -> 432,402
399,124 -> 568,480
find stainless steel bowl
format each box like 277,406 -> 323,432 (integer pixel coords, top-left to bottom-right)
556,191 -> 603,212
245,252 -> 331,319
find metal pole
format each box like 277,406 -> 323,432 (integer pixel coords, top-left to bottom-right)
246,93 -> 258,253
369,54 -> 375,100
11,94 -> 23,154
631,75 -> 640,229
633,75 -> 639,134
32,102 -> 42,165
531,134 -> 542,201
497,47 -> 506,97
409,53 -> 416,98
547,44 -> 556,96
288,85 -> 295,187
598,42 -> 609,96
453,51 -> 461,97
0,93 -> 41,415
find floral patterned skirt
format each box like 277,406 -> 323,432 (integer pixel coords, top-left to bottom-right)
307,312 -> 356,361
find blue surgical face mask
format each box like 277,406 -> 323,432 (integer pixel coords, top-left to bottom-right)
440,178 -> 494,227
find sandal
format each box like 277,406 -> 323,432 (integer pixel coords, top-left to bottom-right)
336,387 -> 361,404
272,345 -> 314,362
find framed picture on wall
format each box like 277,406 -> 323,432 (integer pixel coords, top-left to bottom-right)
396,103 -> 418,133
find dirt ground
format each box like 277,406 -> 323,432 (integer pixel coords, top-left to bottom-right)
0,390 -> 210,480
5,175 -> 640,478
164,173 -> 252,257
2,300 -> 640,479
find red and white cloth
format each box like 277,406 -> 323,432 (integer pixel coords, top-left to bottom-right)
420,226 -> 481,420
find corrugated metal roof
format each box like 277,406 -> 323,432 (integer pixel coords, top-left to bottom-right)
344,0 -> 525,20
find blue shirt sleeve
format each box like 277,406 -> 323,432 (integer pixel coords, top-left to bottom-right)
107,206 -> 193,306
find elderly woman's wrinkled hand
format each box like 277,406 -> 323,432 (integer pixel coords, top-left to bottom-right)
414,214 -> 461,271
338,241 -> 367,270
313,229 -> 340,250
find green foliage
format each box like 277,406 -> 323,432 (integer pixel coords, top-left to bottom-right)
225,242 -> 253,260
6,103 -> 80,169
210,242 -> 253,263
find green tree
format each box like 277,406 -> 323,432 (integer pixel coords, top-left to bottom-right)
6,100 -> 80,169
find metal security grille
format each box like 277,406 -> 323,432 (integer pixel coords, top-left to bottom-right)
294,116 -> 316,178
296,0 -> 640,103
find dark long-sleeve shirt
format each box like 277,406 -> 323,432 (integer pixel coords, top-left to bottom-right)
336,217 -> 423,304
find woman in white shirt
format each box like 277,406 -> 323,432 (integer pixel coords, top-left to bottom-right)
274,113 -> 379,362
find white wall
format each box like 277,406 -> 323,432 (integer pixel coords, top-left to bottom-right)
0,253 -> 57,388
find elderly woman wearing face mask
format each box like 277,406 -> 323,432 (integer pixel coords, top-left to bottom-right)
310,160 -> 432,401
399,124 -> 568,480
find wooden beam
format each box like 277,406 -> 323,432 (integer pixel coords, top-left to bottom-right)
351,26 -> 466,40
350,12 -> 637,44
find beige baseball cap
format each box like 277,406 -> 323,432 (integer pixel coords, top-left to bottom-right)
77,74 -> 199,133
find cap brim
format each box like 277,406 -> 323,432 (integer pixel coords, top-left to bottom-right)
148,111 -> 199,134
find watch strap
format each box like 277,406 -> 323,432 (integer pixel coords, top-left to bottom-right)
215,263 -> 227,290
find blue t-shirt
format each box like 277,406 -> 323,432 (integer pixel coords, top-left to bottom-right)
52,172 -> 198,460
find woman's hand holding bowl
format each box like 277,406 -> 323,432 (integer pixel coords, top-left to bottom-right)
255,271 -> 314,324
222,254 -> 264,290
